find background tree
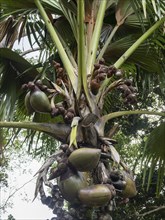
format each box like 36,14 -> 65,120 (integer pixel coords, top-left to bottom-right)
0,0 -> 165,219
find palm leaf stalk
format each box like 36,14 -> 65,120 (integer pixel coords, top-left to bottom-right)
77,0 -> 85,99
34,0 -> 77,92
0,121 -> 70,142
114,16 -> 165,68
97,0 -> 135,61
77,0 -> 97,113
0,110 -> 164,140
87,0 -> 107,75
96,110 -> 165,136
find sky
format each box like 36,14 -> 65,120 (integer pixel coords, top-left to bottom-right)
0,37 -> 55,220
1,158 -> 54,220
1,154 -> 54,220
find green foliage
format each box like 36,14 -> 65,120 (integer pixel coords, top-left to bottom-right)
142,122 -> 165,195
0,0 -> 165,219
0,48 -> 39,120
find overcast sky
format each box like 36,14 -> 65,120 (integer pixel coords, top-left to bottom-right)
1,155 -> 54,220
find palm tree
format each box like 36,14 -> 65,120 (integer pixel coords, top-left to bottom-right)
0,0 -> 165,219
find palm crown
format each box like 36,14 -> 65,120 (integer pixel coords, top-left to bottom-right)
0,0 -> 165,219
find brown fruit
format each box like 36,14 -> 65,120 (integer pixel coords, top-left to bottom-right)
78,184 -> 113,207
53,61 -> 61,68
94,63 -> 100,69
35,79 -> 43,87
123,88 -> 132,97
60,144 -> 68,152
28,81 -> 35,89
51,107 -> 60,117
126,93 -> 137,104
97,73 -> 106,81
64,111 -> 74,122
30,89 -> 51,113
124,79 -> 132,86
107,66 -> 116,77
67,107 -> 75,114
129,86 -> 137,93
58,106 -> 66,115
90,79 -> 100,95
99,58 -> 105,64
115,70 -> 123,77
117,84 -> 128,92
68,148 -> 101,172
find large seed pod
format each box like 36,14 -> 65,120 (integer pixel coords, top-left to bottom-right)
30,89 -> 51,113
58,170 -> 88,204
78,184 -> 113,207
121,172 -> 137,198
24,91 -> 34,115
68,148 -> 101,172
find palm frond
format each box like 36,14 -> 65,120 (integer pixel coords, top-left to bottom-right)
104,34 -> 164,74
125,13 -> 149,28
106,0 -> 116,10
142,122 -> 165,195
0,0 -> 62,14
0,0 -> 64,49
0,48 -> 39,120
54,16 -> 76,49
131,0 -> 165,20
0,0 -> 35,11
59,0 -> 77,40
0,47 -> 63,155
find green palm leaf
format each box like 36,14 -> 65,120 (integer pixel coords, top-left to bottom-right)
0,0 -> 62,14
104,34 -> 163,74
143,122 -> 165,161
142,122 -> 165,195
131,0 -> 165,20
0,48 -> 39,120
0,0 -> 66,48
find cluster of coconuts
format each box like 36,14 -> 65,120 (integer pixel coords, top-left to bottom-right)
116,79 -> 137,105
52,60 -> 69,89
90,59 -> 138,105
46,145 -> 137,210
22,80 -> 75,123
90,59 -> 118,95
48,147 -> 115,206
